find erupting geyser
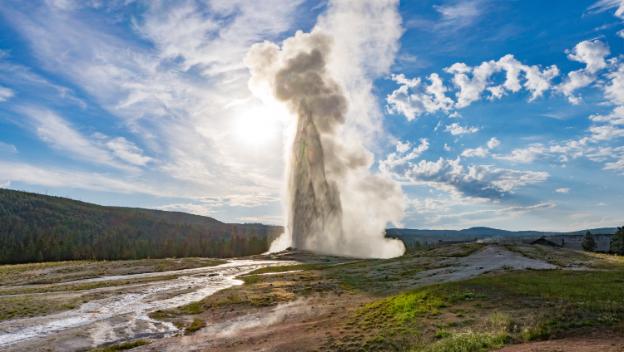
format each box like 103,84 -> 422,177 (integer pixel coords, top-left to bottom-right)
246,28 -> 405,258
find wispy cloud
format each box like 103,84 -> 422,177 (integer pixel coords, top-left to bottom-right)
0,141 -> 17,154
434,0 -> 483,29
0,86 -> 14,102
17,106 -> 142,171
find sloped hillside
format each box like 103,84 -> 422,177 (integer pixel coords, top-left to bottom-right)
0,188 -> 281,264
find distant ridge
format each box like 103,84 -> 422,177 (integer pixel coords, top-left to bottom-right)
387,226 -> 619,249
0,188 -> 281,264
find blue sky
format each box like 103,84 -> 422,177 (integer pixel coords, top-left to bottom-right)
0,0 -> 623,231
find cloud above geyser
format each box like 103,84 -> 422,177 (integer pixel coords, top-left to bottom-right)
245,2 -> 405,259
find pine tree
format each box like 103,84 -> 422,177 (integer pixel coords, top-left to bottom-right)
610,227 -> 624,255
582,231 -> 596,251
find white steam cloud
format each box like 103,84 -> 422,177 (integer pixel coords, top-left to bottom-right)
246,0 -> 405,258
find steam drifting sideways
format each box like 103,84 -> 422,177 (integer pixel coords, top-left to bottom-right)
246,26 -> 405,258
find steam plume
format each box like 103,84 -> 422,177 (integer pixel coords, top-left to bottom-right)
246,2 -> 405,258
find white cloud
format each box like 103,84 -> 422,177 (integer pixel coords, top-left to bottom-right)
385,156 -> 548,200
386,73 -> 453,120
380,138 -> 429,171
445,122 -> 479,135
567,40 -> 610,74
604,63 -> 624,105
434,1 -> 482,29
0,160 -> 157,195
460,137 -> 500,158
487,137 -> 500,149
104,137 -> 152,166
494,144 -> 546,163
387,54 -> 558,119
558,40 -> 610,103
588,124 -> 624,140
445,60 -> 496,108
0,141 -> 17,154
18,106 -> 137,171
1,0 -> 303,201
589,0 -> 624,18
0,86 -> 14,101
555,187 -> 570,194
604,156 -> 624,170
461,146 -> 488,158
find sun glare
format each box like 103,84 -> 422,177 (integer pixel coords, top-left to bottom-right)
232,105 -> 286,147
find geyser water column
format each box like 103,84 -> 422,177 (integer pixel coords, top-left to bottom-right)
246,29 -> 406,258
274,38 -> 347,252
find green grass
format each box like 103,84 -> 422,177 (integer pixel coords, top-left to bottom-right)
246,263 -> 331,275
0,274 -> 181,295
329,268 -> 624,351
0,295 -> 81,321
185,318 -> 206,334
368,289 -> 447,323
0,257 -> 226,286
417,332 -> 508,352
89,339 -> 149,351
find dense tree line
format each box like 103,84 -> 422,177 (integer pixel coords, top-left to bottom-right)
611,227 -> 624,255
0,189 -> 282,264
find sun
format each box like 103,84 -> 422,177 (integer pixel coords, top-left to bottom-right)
232,104 -> 287,147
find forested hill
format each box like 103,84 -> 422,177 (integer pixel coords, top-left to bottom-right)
0,188 -> 282,264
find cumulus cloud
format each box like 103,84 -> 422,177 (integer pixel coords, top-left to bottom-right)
386,73 -> 453,120
494,144 -> 546,163
387,39 -> 616,121
400,157 -> 549,200
487,137 -> 500,149
558,40 -> 610,104
461,147 -> 488,158
380,139 -> 429,171
556,187 -> 570,194
604,63 -> 624,105
461,137 -> 500,158
445,122 -> 479,135
387,54 -> 558,118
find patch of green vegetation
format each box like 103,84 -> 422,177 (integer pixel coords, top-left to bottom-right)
0,295 -> 82,321
329,268 -> 624,351
0,274 -> 181,295
0,257 -> 226,286
369,289 -> 447,323
464,270 -> 624,311
185,318 -> 206,334
503,244 -> 624,270
89,339 -> 149,351
246,263 -> 331,275
416,331 -> 508,352
419,243 -> 485,258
